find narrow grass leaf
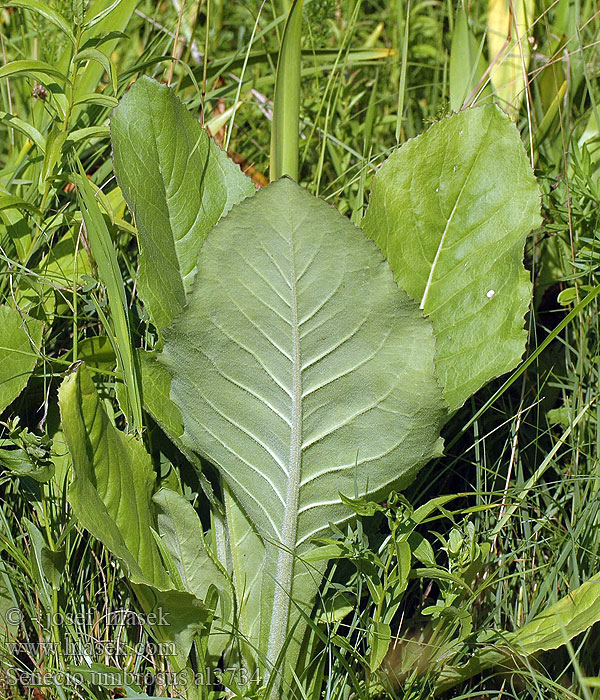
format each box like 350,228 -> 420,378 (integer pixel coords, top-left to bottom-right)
76,163 -> 142,431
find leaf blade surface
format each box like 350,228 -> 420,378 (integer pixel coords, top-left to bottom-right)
362,106 -> 541,411
111,76 -> 254,333
160,178 -> 445,664
0,306 -> 43,416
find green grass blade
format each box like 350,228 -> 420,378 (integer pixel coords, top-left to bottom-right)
75,161 -> 143,433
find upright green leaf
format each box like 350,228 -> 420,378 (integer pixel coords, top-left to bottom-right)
362,106 -> 541,411
58,366 -> 208,664
487,0 -> 534,117
111,76 -> 254,333
270,0 -> 303,180
153,487 -> 231,606
0,306 -> 43,416
153,487 -> 233,659
76,164 -> 142,431
59,366 -> 170,588
449,8 -> 491,110
160,178 -> 445,673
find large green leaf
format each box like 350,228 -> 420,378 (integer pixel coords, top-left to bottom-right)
0,305 -> 43,416
160,178 -> 445,672
362,105 -> 541,411
153,487 -> 234,659
59,366 -> 165,586
111,76 -> 255,333
58,366 -> 208,664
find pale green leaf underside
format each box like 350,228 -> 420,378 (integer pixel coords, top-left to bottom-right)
111,76 -> 255,333
161,178 -> 444,550
362,105 -> 541,411
160,178 -> 445,661
0,305 -> 43,416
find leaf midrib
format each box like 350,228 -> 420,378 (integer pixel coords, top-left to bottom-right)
266,216 -> 303,669
419,116 -> 492,310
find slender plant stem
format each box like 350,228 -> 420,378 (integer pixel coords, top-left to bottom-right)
270,0 -> 303,180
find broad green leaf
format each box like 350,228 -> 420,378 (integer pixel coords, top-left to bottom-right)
58,366 -> 208,664
111,76 -> 255,333
369,620 -> 391,671
362,106 -> 541,412
160,178 -> 445,670
0,305 -> 43,416
59,366 -> 170,588
153,487 -> 233,659
514,572 -> 600,654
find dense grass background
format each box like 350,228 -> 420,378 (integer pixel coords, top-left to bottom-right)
1,0 -> 599,697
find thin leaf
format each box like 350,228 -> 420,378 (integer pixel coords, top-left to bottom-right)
4,0 -> 77,45
76,164 -> 143,431
0,59 -> 71,84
